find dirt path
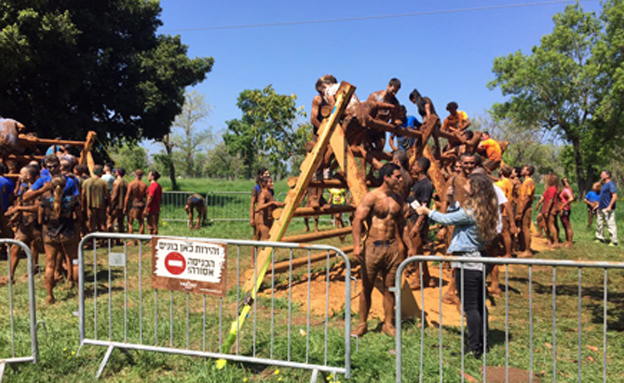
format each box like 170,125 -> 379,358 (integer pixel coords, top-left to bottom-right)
262,234 -> 554,328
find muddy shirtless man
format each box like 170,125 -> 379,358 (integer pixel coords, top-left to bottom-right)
124,169 -> 148,238
185,193 -> 207,229
366,78 -> 403,151
351,163 -> 412,337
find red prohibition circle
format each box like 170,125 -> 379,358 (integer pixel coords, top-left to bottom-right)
164,252 -> 186,275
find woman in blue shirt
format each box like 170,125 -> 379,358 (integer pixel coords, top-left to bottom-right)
416,173 -> 499,358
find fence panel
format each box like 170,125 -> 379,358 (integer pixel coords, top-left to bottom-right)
160,191 -> 197,222
78,233 -> 352,381
205,191 -> 250,222
0,239 -> 38,380
393,255 -> 624,383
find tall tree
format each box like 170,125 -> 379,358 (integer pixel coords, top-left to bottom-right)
488,2 -> 624,191
170,90 -> 212,178
223,86 -> 308,179
0,1 -> 213,142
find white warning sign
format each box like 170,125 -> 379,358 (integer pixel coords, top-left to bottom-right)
152,237 -> 227,296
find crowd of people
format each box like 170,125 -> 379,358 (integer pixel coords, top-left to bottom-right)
300,76 -> 619,358
0,151 -> 164,304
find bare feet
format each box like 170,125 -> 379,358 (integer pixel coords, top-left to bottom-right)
517,251 -> 533,258
62,281 -> 75,291
0,276 -> 14,287
488,286 -> 502,297
381,323 -> 396,337
46,296 -> 55,304
442,291 -> 460,305
351,322 -> 367,337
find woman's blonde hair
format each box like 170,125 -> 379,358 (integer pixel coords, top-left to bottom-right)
51,176 -> 66,219
464,174 -> 499,243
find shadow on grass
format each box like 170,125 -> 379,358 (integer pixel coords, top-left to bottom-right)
82,268 -> 125,298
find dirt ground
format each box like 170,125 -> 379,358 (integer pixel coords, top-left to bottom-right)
263,234 -> 553,328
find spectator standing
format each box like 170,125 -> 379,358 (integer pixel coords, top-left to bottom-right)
584,182 -> 601,228
559,178 -> 575,247
595,170 -> 618,246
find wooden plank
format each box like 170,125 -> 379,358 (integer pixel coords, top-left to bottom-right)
352,150 -> 393,161
287,177 -> 348,189
422,145 -> 448,204
17,135 -> 87,146
241,83 -> 356,291
328,121 -> 368,205
267,246 -> 354,275
281,226 -> 352,243
273,205 -> 355,219
219,83 -> 356,355
366,118 -> 423,139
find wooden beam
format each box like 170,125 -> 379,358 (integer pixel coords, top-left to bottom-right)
366,118 -> 422,139
423,145 -> 448,204
352,150 -> 393,161
243,83 -> 356,292
18,135 -> 86,147
267,246 -> 354,275
281,227 -> 352,243
6,154 -> 45,161
328,122 -> 368,205
287,177 -> 348,189
273,205 -> 355,219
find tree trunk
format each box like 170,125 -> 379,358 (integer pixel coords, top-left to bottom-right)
163,136 -> 179,191
571,136 -> 588,194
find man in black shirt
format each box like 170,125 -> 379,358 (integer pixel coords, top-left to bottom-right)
405,157 -> 435,289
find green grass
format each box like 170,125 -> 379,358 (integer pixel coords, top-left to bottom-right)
0,180 -> 623,382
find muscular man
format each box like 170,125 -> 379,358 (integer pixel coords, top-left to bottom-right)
0,166 -> 42,285
515,165 -> 536,257
391,149 -> 414,201
81,165 -> 110,233
366,78 -> 403,151
409,88 -> 441,157
311,77 -> 333,138
351,163 -> 412,337
405,157 -> 435,290
108,168 -> 128,236
124,169 -> 148,237
185,193 -> 207,229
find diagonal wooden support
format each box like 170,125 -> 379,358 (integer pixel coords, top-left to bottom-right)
219,83 -> 357,357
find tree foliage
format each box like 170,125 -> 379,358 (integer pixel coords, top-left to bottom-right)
0,0 -> 213,142
488,1 -> 624,191
108,142 -> 149,174
223,86 -> 310,179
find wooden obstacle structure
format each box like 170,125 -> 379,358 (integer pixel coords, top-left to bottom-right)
0,118 -> 97,177
221,82 -> 450,352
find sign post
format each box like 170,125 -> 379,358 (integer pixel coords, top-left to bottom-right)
151,237 -> 227,296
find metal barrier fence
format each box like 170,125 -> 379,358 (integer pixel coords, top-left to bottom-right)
205,191 -> 249,222
77,233 -> 352,381
160,191 -> 198,222
393,256 -> 624,383
0,239 -> 38,380
162,190 -> 337,224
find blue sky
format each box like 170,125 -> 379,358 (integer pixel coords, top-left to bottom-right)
154,0 -> 601,149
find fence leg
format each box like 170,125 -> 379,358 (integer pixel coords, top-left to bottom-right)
310,368 -> 328,383
95,345 -> 115,379
0,362 -> 5,382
